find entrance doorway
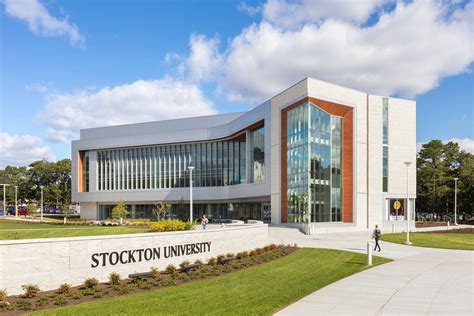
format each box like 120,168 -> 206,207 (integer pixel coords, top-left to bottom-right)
262,203 -> 271,222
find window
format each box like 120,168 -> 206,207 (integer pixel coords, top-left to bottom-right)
382,97 -> 389,192
251,126 -> 265,182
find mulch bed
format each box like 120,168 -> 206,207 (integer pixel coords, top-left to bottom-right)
422,228 -> 473,234
0,244 -> 297,315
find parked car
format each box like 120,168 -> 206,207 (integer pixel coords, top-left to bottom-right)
0,209 -> 3,216
6,207 -> 15,215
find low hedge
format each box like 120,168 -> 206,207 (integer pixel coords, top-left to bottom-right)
148,219 -> 194,232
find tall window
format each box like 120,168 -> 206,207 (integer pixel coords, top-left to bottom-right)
82,152 -> 89,192
383,98 -> 389,192
251,126 -> 265,182
287,102 -> 342,223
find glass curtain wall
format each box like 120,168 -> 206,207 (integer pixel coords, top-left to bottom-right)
287,102 -> 342,223
97,137 -> 246,191
251,126 -> 265,182
98,202 -> 264,222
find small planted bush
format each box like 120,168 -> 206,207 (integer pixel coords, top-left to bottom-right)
165,264 -> 177,274
15,299 -> 31,311
226,252 -> 234,258
0,289 -> 7,301
22,284 -> 40,298
83,277 -> 99,290
108,272 -> 122,286
179,260 -> 190,270
216,254 -> 226,265
207,257 -> 217,266
150,267 -> 160,279
35,297 -> 48,307
57,282 -> 71,294
72,292 -> 84,300
194,259 -> 204,266
53,294 -> 67,306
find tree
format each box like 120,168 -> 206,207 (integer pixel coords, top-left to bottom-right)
27,203 -> 37,218
153,201 -> 170,220
417,140 -> 473,218
111,200 -> 128,220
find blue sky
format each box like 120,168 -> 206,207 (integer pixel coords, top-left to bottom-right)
1,0 -> 473,167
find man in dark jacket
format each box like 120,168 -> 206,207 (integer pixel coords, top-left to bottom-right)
372,224 -> 382,252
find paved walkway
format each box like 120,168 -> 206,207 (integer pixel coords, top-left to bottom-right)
270,226 -> 473,315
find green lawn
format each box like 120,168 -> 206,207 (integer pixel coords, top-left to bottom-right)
381,232 -> 473,250
0,219 -> 148,240
33,248 -> 390,316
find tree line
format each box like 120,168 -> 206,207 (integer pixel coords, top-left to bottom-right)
0,159 -> 71,209
417,140 -> 473,217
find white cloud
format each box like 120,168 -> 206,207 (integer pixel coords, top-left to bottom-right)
182,0 -> 474,101
262,0 -> 391,29
41,78 -> 217,143
447,138 -> 474,153
185,34 -> 223,82
4,0 -> 85,47
237,2 -> 262,16
0,133 -> 56,168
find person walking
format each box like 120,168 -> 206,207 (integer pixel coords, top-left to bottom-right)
201,214 -> 209,230
372,224 -> 382,252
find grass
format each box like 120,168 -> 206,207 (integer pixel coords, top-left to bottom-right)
32,248 -> 390,315
382,232 -> 473,250
0,219 -> 148,240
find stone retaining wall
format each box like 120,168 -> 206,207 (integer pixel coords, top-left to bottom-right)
0,224 -> 268,295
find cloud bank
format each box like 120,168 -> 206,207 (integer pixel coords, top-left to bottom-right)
184,0 -> 473,101
0,133 -> 56,168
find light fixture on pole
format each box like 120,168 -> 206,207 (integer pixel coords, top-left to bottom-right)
453,178 -> 458,226
0,184 -> 9,217
187,166 -> 194,223
40,186 -> 44,222
15,185 -> 18,218
403,161 -> 412,245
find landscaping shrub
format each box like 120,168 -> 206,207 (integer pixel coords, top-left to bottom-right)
15,299 -> 31,310
149,219 -> 193,232
109,272 -> 122,286
57,282 -> 71,294
165,264 -> 177,274
36,297 -> 48,307
216,254 -> 226,264
72,292 -> 84,300
53,294 -> 67,306
179,260 -> 191,270
236,251 -> 249,259
226,252 -> 234,258
22,284 -> 40,298
83,277 -> 99,290
150,267 -> 160,279
0,289 -> 7,301
207,257 -> 217,266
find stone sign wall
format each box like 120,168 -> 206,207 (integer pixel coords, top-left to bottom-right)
0,224 -> 268,295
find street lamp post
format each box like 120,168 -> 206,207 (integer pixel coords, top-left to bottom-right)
40,186 -> 44,222
15,186 -> 18,218
404,161 -> 412,245
188,166 -> 194,223
0,184 -> 9,217
453,178 -> 458,225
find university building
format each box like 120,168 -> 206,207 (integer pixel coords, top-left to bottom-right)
72,77 -> 416,232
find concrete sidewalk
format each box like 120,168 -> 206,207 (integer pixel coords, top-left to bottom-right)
270,226 -> 473,315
